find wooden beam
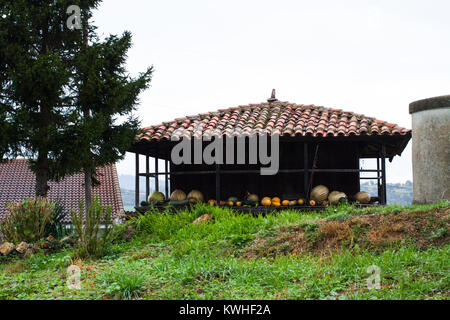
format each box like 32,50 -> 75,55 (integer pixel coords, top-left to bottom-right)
138,168 -> 380,177
304,142 -> 308,198
377,156 -> 381,202
381,144 -> 387,205
155,156 -> 159,192
165,158 -> 169,198
216,164 -> 221,202
146,155 -> 150,201
135,153 -> 140,207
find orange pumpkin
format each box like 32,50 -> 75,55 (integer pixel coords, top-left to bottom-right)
282,200 -> 290,206
272,197 -> 281,203
208,200 -> 217,206
309,200 -> 316,206
298,199 -> 305,205
261,199 -> 272,206
273,202 -> 281,207
236,202 -> 242,207
228,201 -> 234,207
289,200 -> 297,206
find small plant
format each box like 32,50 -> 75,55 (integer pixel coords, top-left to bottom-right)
101,270 -> 146,300
303,223 -> 322,248
0,198 -> 55,243
229,234 -> 253,248
44,200 -> 71,240
71,198 -> 114,259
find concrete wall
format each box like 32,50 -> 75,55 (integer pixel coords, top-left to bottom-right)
411,107 -> 450,203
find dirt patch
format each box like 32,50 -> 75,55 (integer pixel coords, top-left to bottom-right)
2,260 -> 27,274
245,208 -> 450,258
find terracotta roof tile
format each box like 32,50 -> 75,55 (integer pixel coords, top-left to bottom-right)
0,160 -> 124,223
139,101 -> 411,141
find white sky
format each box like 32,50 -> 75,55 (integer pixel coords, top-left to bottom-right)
93,0 -> 450,183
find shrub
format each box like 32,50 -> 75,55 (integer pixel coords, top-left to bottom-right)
71,198 -> 114,259
0,198 -> 55,243
44,200 -> 71,239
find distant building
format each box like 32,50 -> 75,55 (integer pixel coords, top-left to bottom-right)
0,159 -> 125,223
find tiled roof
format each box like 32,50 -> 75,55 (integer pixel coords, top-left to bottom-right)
139,101 -> 411,141
0,160 -> 124,223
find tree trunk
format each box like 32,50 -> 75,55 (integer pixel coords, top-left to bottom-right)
82,9 -> 92,208
84,168 -> 92,206
35,20 -> 50,198
35,153 -> 49,197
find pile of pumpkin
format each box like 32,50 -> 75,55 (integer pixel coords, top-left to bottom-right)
142,189 -> 205,206
259,197 -> 307,207
309,185 -> 372,206
142,186 -> 371,208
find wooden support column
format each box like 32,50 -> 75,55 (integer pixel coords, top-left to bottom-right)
304,142 -> 309,198
381,144 -> 387,205
216,164 -> 221,202
377,156 -> 381,202
165,157 -> 169,197
135,153 -> 140,207
146,155 -> 150,201
155,156 -> 159,192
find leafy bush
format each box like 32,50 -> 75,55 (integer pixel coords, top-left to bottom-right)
71,198 -> 114,259
0,198 -> 55,243
44,200 -> 71,239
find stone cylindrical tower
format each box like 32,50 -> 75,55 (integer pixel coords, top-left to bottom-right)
409,95 -> 450,204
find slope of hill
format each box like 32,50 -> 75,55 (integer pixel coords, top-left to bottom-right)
1,202 -> 448,300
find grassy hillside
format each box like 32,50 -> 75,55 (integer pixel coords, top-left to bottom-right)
0,201 -> 448,300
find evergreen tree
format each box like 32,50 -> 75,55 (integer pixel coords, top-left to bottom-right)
1,1 -> 150,203
0,0 -> 100,195
0,33 -> 15,160
61,7 -> 153,204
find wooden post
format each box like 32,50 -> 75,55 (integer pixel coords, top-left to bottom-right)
155,156 -> 159,192
135,153 -> 140,207
216,164 -> 221,202
381,144 -> 387,205
303,142 -> 309,199
146,155 -> 150,201
377,156 -> 381,202
165,157 -> 169,198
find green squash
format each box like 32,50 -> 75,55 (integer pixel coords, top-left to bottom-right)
228,196 -> 239,203
246,193 -> 259,203
149,191 -> 165,203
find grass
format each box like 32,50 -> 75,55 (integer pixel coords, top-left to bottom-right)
0,201 -> 448,300
98,269 -> 146,300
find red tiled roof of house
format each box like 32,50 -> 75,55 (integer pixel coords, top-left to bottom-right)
0,160 -> 124,223
139,101 -> 411,141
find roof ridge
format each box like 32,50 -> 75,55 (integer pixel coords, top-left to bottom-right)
138,101 -> 411,141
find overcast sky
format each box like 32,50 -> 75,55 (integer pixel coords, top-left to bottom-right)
93,0 -> 450,183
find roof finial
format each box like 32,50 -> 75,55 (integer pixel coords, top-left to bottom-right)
268,89 -> 278,102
